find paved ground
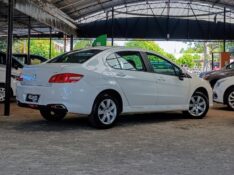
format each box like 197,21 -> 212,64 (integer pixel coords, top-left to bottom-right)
0,103 -> 234,175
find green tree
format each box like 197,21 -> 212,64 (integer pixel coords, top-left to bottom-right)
13,39 -> 62,58
0,38 -> 7,52
177,53 -> 200,68
74,40 -> 92,50
125,41 -> 176,62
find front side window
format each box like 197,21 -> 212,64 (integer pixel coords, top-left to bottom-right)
147,53 -> 178,76
116,51 -> 145,71
48,49 -> 102,64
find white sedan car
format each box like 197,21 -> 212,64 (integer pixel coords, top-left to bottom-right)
17,47 -> 212,128
213,76 -> 234,110
0,54 -> 23,102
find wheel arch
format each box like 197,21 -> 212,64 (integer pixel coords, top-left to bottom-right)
94,89 -> 123,113
0,82 -> 13,97
194,87 -> 209,98
223,85 -> 234,104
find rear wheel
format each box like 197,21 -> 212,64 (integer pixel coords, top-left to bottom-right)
225,88 -> 234,110
0,84 -> 13,103
40,109 -> 67,122
0,85 -> 5,103
184,92 -> 209,119
89,93 -> 120,129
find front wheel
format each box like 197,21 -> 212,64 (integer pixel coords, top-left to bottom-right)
40,109 -> 67,122
225,88 -> 234,110
89,93 -> 120,129
184,92 -> 209,119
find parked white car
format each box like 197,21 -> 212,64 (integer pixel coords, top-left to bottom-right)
213,76 -> 234,110
17,47 -> 213,128
0,52 -> 23,102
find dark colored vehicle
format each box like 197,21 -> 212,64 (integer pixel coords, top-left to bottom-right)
13,54 -> 47,65
200,61 -> 234,88
0,51 -> 23,69
0,51 -> 47,65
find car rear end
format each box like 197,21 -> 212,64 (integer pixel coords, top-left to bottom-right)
16,49 -> 105,115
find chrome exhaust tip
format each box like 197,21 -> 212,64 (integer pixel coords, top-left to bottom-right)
50,104 -> 66,110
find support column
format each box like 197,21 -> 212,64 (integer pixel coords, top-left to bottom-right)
166,0 -> 170,40
27,17 -> 31,65
4,0 -> 14,116
211,52 -> 214,70
64,34 -> 67,52
223,7 -> 226,52
70,35 -> 73,51
49,27 -> 52,59
111,7 -> 114,46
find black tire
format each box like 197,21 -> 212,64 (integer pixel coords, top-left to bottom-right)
40,109 -> 67,122
225,87 -> 234,110
0,84 -> 6,103
184,91 -> 209,119
0,84 -> 13,103
89,93 -> 120,129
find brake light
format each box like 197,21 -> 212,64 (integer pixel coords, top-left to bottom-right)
16,73 -> 23,81
49,73 -> 83,83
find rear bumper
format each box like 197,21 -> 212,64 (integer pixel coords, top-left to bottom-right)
17,101 -> 68,113
16,82 -> 97,115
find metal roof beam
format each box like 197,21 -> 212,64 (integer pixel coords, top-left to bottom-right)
1,0 -> 78,36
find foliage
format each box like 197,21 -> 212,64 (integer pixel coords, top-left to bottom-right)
74,40 -> 92,50
181,41 -> 234,54
13,39 -> 62,59
177,53 -> 201,68
125,41 -> 176,62
0,39 -> 7,52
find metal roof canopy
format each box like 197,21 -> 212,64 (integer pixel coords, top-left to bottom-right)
1,0 -> 234,39
0,0 -> 77,37
74,0 -> 234,40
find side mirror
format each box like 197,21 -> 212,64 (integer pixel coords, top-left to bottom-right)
178,72 -> 186,80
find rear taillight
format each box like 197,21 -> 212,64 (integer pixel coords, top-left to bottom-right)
16,73 -> 23,81
49,73 -> 83,83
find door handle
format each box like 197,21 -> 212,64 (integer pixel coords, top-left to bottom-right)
116,73 -> 126,77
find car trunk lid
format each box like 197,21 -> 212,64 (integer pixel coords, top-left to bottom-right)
21,64 -> 74,86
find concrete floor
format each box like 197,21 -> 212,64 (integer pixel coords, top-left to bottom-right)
0,103 -> 234,175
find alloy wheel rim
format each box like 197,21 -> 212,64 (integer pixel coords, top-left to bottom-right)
188,95 -> 207,117
228,91 -> 234,109
0,87 -> 5,102
98,99 -> 117,125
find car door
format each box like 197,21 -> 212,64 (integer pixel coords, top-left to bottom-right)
146,53 -> 190,106
106,51 -> 156,107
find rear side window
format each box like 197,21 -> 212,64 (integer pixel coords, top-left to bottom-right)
106,51 -> 145,71
117,51 -> 145,71
106,54 -> 121,69
48,49 -> 102,64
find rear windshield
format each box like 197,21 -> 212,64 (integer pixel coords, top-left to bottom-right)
48,49 -> 102,64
